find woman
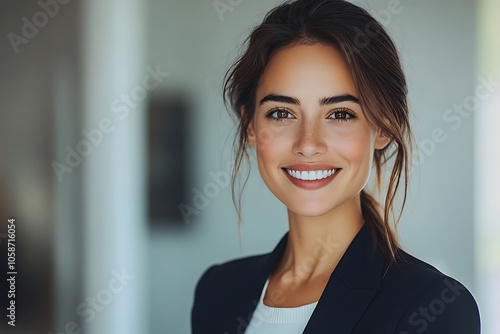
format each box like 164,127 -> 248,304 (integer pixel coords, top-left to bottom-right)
191,0 -> 481,333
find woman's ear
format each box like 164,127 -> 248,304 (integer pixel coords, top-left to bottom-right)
374,130 -> 391,150
241,106 -> 256,148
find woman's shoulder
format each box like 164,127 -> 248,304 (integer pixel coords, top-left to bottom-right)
193,253 -> 268,296
386,249 -> 470,289
382,248 -> 477,302
191,253 -> 268,331
376,249 -> 481,333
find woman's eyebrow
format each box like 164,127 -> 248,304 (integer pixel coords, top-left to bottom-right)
258,93 -> 360,106
320,94 -> 360,106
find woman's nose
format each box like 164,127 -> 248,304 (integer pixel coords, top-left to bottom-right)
293,120 -> 327,158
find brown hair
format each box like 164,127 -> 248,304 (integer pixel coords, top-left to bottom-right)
223,0 -> 413,263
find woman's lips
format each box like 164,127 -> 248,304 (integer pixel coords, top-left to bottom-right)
281,167 -> 340,190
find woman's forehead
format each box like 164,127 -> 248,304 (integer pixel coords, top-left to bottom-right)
256,43 -> 358,102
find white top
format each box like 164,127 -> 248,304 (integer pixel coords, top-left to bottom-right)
244,277 -> 318,334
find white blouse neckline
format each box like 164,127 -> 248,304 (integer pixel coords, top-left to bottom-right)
252,277 -> 319,324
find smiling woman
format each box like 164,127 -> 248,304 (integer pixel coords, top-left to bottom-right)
191,0 -> 481,333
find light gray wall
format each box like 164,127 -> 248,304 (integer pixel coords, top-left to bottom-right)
378,0 -> 477,285
148,0 -> 477,333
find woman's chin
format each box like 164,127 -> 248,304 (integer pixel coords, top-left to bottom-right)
286,204 -> 337,219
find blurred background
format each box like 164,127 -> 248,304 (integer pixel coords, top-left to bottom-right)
0,0 -> 498,333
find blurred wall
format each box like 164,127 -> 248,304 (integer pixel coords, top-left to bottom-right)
0,1 -> 82,332
1,1 -> 149,333
147,0 -> 478,333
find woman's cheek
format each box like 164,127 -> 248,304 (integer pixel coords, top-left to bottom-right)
331,131 -> 373,165
255,124 -> 289,151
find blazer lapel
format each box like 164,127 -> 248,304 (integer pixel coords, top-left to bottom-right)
303,223 -> 387,333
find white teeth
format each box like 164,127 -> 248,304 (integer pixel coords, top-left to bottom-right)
286,168 -> 336,181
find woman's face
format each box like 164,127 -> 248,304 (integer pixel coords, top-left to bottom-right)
246,43 -> 389,217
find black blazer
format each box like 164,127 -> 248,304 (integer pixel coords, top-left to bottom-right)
191,223 -> 480,333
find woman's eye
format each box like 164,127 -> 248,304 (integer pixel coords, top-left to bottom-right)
266,109 -> 294,120
328,109 -> 355,122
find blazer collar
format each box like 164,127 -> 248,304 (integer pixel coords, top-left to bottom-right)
229,223 -> 387,334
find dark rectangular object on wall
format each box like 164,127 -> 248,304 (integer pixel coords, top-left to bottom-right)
147,93 -> 189,226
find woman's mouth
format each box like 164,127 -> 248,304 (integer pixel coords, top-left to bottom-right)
285,168 -> 336,180
281,167 -> 341,190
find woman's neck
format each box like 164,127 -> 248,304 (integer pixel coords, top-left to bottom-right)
276,194 -> 365,283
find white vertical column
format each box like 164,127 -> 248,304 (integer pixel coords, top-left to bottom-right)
80,0 -> 148,333
476,1 -> 500,333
